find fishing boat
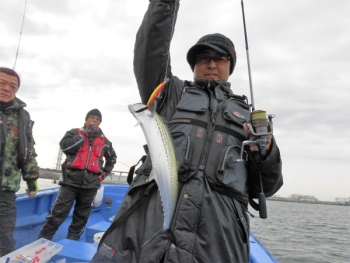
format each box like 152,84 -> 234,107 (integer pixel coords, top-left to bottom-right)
0,179 -> 279,263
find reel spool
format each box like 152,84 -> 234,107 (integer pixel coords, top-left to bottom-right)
246,110 -> 275,155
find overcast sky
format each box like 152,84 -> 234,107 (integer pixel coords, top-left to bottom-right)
1,0 -> 349,201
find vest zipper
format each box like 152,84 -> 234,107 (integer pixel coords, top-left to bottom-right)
22,120 -> 30,162
199,88 -> 234,169
199,85 -> 221,168
27,120 -> 34,155
183,133 -> 191,161
85,145 -> 92,170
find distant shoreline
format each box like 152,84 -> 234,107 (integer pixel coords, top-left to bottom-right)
268,197 -> 350,207
38,168 -> 129,185
39,169 -> 349,206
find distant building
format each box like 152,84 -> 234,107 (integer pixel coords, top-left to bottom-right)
290,194 -> 318,202
335,197 -> 350,204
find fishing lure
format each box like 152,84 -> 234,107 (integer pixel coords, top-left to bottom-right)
146,78 -> 170,107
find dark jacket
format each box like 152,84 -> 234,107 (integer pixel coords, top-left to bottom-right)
59,127 -> 116,189
92,0 -> 283,262
0,98 -> 39,192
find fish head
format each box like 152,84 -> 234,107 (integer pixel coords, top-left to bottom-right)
128,103 -> 148,116
128,103 -> 154,127
128,101 -> 158,118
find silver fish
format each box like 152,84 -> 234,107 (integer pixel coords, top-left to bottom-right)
128,102 -> 178,231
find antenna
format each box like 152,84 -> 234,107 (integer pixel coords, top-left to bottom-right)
13,0 -> 28,70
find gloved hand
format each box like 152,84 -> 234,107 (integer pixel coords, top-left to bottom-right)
99,171 -> 109,182
26,180 -> 39,198
84,124 -> 95,137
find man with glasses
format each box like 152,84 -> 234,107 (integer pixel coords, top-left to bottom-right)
0,67 -> 39,256
38,109 -> 116,241
92,1 -> 283,262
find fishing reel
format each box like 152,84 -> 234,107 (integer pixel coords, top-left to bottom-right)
240,110 -> 275,219
245,110 -> 275,155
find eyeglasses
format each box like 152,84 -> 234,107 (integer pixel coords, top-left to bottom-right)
87,115 -> 101,121
195,54 -> 230,65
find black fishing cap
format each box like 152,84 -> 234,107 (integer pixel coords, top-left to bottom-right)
85,109 -> 102,121
187,33 -> 237,75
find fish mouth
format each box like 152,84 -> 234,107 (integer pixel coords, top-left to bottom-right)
128,103 -> 148,113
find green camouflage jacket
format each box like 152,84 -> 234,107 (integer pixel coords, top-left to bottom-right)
0,98 -> 39,192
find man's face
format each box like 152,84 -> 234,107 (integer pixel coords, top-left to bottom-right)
193,49 -> 231,81
0,72 -> 19,102
85,115 -> 101,129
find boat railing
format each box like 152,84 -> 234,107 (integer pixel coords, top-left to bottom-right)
102,170 -> 129,185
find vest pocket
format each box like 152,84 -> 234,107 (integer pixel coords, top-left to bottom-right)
175,88 -> 209,112
171,131 -> 193,182
217,145 -> 248,194
223,99 -> 250,124
66,153 -> 84,168
221,100 -> 249,144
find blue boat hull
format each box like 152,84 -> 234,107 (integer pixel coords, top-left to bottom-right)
11,184 -> 278,263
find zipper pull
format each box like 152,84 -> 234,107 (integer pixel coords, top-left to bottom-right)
211,112 -> 216,123
181,86 -> 187,98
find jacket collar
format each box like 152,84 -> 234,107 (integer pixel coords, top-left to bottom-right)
193,78 -> 233,101
194,78 -> 232,93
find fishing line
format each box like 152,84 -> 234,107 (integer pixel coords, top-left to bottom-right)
141,227 -> 163,248
13,0 -> 28,70
117,160 -> 131,168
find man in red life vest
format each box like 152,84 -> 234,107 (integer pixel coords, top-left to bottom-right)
38,109 -> 117,241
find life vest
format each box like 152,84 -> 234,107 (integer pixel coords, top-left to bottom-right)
168,84 -> 250,203
66,129 -> 105,174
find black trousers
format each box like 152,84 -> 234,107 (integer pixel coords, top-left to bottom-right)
0,191 -> 16,256
39,184 -> 97,240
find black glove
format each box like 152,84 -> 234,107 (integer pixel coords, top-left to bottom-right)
99,171 -> 109,182
84,124 -> 94,137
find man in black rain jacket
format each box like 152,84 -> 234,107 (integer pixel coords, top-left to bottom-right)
39,109 -> 116,241
92,1 -> 283,262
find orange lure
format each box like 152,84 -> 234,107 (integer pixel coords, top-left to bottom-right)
146,78 -> 170,107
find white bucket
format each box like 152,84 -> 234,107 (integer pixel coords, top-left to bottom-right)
93,232 -> 105,245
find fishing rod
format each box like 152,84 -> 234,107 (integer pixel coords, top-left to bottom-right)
13,0 -> 28,70
240,0 -> 275,219
240,0 -> 255,112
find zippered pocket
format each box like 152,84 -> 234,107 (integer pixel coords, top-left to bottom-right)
171,131 -> 193,182
217,145 -> 248,194
66,153 -> 84,169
